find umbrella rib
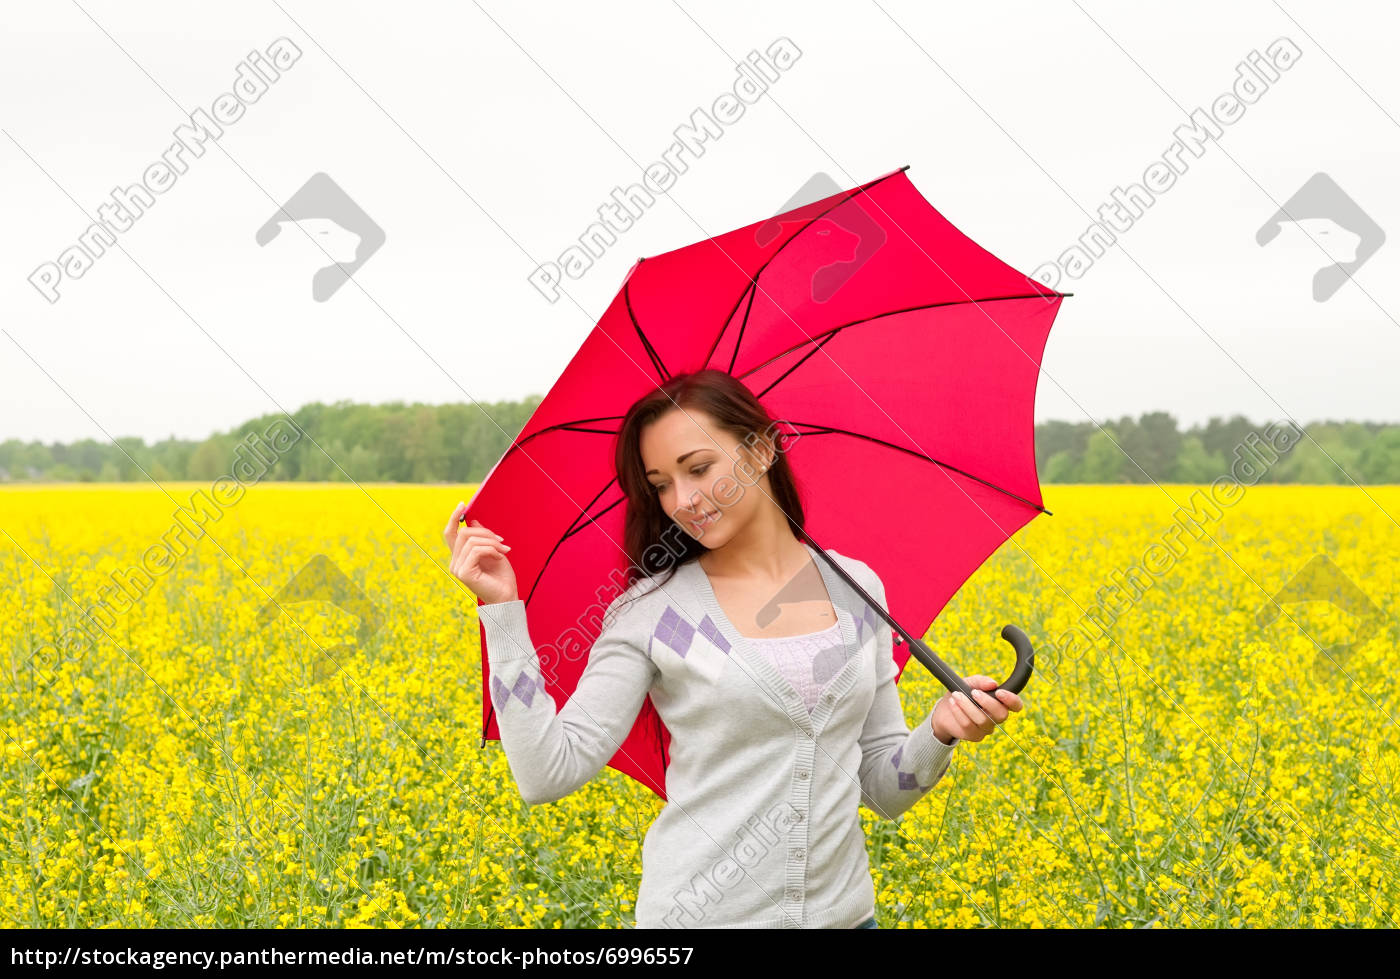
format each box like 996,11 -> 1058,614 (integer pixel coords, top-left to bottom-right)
491,417 -> 623,466
782,420 -> 1052,516
624,276 -> 670,381
707,166 -> 911,374
558,491 -> 626,545
723,281 -> 760,375
742,292 -> 1062,392
750,329 -> 843,398
521,488 -> 627,607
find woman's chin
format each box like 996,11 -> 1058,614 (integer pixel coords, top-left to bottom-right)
684,522 -> 727,547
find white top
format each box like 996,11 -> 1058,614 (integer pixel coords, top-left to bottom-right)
745,621 -> 845,716
476,543 -> 959,929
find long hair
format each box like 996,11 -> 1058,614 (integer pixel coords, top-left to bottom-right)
611,369 -> 805,611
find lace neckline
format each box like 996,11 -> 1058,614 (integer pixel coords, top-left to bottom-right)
743,620 -> 842,643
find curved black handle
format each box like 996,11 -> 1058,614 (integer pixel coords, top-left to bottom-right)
997,624 -> 1035,695
901,624 -> 1036,705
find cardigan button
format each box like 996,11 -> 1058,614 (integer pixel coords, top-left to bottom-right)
793,810 -> 804,822
785,887 -> 799,900
796,769 -> 809,780
794,848 -> 806,860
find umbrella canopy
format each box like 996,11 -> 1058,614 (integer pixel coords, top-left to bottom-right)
464,165 -> 1066,799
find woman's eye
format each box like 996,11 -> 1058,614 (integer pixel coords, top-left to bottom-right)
651,464 -> 709,493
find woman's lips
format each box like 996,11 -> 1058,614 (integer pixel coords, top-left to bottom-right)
692,510 -> 719,529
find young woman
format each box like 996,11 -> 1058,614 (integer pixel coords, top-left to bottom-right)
446,370 -> 1022,929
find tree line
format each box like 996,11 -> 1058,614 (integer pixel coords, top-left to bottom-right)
2,401 -> 1398,484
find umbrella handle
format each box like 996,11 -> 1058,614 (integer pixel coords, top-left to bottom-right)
995,624 -> 1036,695
904,625 -> 1035,703
792,534 -> 1036,703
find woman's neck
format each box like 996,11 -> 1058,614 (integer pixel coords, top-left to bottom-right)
698,511 -> 808,584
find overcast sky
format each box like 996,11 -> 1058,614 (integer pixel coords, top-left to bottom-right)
3,0 -> 1398,445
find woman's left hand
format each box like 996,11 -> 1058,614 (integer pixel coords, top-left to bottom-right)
931,674 -> 1023,744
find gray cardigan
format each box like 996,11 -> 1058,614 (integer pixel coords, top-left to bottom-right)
476,541 -> 959,929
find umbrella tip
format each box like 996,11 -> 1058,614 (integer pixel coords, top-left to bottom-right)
899,163 -> 911,172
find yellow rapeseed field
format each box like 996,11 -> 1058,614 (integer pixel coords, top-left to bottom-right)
2,483 -> 1396,927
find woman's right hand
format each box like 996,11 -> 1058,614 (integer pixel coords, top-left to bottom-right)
444,502 -> 518,605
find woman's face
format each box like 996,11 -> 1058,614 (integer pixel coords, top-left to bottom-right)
639,406 -> 774,547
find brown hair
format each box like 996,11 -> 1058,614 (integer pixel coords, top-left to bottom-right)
612,369 -> 805,610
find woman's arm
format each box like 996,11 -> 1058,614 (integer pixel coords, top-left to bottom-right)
854,567 -> 958,822
477,592 -> 658,806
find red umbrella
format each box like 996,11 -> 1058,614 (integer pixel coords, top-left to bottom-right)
465,165 -> 1067,800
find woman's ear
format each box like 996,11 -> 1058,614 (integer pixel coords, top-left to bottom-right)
744,440 -> 775,476
761,440 -> 777,472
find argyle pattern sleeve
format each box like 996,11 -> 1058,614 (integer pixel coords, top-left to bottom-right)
478,594 -> 659,806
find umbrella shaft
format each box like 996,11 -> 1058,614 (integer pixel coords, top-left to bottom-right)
795,527 -> 975,698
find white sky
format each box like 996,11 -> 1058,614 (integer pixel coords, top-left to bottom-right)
3,0 -> 1398,445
